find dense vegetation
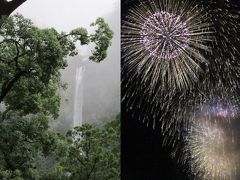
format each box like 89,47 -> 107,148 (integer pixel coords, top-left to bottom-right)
0,14 -> 119,179
42,114 -> 120,180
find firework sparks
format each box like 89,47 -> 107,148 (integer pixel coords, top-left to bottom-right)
122,0 -> 214,91
122,0 -> 240,132
201,0 -> 240,87
122,1 -> 240,178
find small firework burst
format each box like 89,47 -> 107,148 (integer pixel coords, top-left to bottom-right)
122,0 -> 214,92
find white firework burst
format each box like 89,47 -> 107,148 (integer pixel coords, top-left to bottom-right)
140,11 -> 190,60
182,102 -> 240,180
122,0 -> 214,92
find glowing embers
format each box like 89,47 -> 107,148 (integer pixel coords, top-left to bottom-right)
183,105 -> 239,180
140,11 -> 189,60
202,104 -> 236,119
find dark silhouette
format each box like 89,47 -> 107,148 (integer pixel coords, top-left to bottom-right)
0,0 -> 26,16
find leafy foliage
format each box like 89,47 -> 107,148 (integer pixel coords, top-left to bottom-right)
0,14 -> 113,118
42,114 -> 120,180
0,112 -> 64,179
89,18 -> 114,62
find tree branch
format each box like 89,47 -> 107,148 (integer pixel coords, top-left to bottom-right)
1,107 -> 10,122
0,143 -> 16,171
86,157 -> 98,180
12,41 -> 26,70
0,38 -> 26,67
77,156 -> 86,167
0,70 -> 28,102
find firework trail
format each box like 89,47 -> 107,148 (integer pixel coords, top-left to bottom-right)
122,0 -> 214,93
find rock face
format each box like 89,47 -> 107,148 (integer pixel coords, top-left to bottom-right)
0,0 -> 26,16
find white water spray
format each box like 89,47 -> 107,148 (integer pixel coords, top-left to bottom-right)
73,66 -> 85,127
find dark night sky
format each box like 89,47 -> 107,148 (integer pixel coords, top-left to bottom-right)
121,109 -> 187,180
121,0 -> 240,179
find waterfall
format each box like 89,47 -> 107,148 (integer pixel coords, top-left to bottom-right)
73,66 -> 84,127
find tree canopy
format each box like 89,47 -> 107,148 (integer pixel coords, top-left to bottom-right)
0,111 -> 67,179
0,14 -> 113,118
42,114 -> 120,180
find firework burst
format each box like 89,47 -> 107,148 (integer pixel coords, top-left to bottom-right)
122,1 -> 240,178
180,92 -> 240,180
140,11 -> 190,60
184,120 -> 238,180
122,0 -> 214,92
122,0 -> 240,132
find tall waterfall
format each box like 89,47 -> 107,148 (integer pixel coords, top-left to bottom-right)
73,66 -> 84,127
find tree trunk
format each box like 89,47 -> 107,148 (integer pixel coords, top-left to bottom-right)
0,70 -> 27,103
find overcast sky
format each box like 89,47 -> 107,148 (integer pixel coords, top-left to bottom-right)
14,0 -> 120,56
14,0 -> 118,31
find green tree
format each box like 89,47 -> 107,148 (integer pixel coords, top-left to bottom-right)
42,114 -> 120,180
0,111 -> 67,179
0,13 -> 113,179
0,14 -> 113,117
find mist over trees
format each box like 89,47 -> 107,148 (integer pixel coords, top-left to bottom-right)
56,3 -> 120,131
0,13 -> 119,179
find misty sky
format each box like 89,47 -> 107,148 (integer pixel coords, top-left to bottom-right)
14,0 -> 118,31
